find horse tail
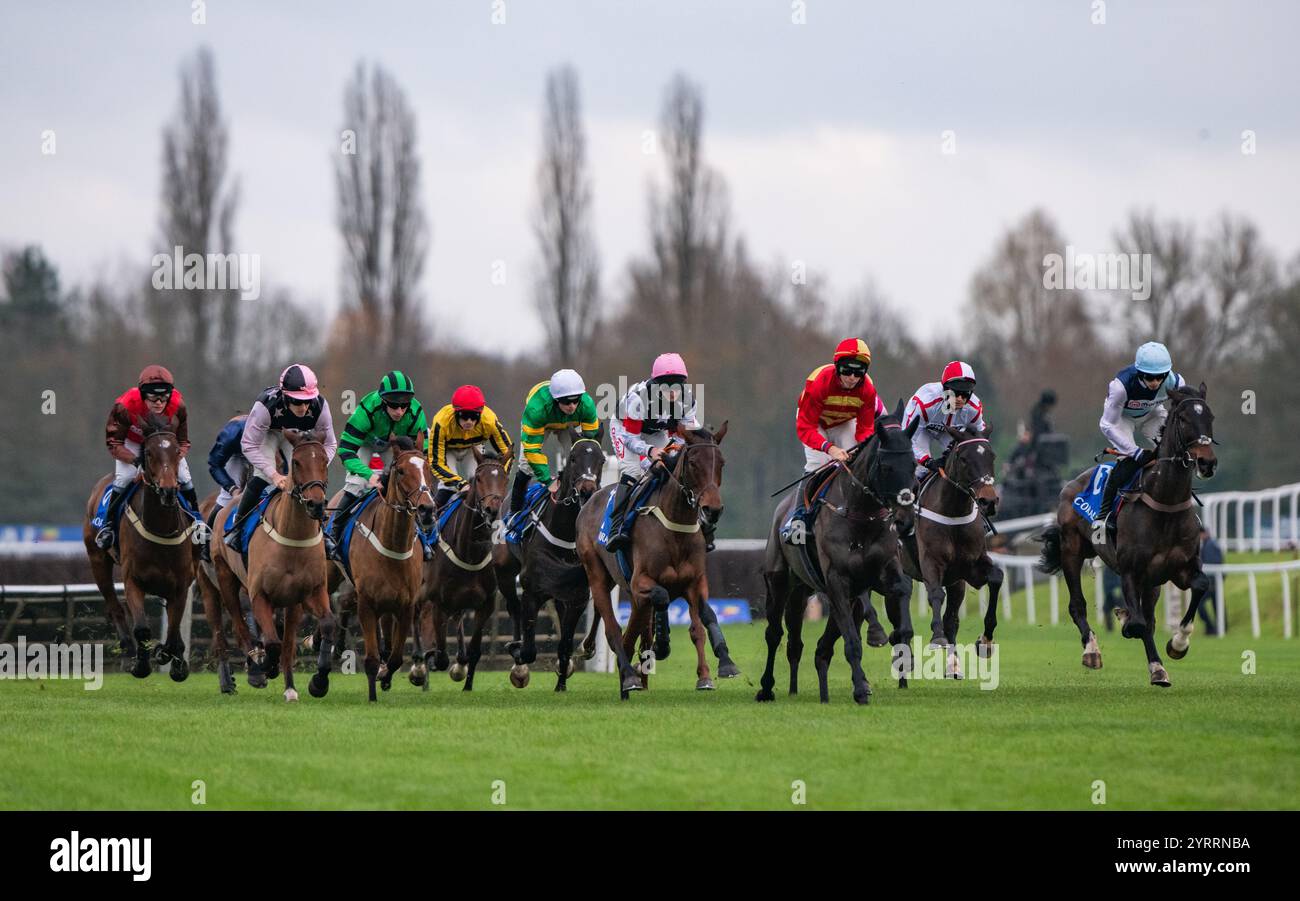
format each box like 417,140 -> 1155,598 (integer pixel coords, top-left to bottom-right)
1037,525 -> 1063,575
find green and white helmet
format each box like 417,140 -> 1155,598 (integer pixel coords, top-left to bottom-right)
379,370 -> 415,402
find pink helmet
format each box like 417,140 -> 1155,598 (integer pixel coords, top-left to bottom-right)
279,363 -> 319,401
651,352 -> 688,382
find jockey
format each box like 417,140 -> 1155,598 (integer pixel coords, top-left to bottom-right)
199,412 -> 248,561
223,363 -> 338,549
1095,341 -> 1187,523
327,370 -> 428,559
508,369 -> 601,515
606,352 -> 702,553
95,365 -> 196,549
903,360 -> 986,481
427,384 -> 514,510
796,338 -> 881,473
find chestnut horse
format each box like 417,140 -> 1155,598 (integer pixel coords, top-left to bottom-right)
1038,384 -> 1217,686
575,423 -> 728,700
204,428 -> 335,701
414,450 -> 507,690
327,437 -> 434,702
83,414 -> 198,680
492,436 -> 605,691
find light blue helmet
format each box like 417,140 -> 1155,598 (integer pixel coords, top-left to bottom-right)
1134,341 -> 1172,375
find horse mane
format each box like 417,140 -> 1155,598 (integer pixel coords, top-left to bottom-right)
141,412 -> 174,437
390,435 -> 417,453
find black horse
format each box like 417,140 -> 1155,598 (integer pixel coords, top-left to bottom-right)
758,400 -> 919,705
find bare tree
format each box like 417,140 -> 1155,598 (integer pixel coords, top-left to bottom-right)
532,65 -> 600,365
335,62 -> 429,362
648,73 -> 729,337
157,46 -> 240,386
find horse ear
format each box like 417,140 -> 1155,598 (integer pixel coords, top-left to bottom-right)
905,414 -> 921,440
946,426 -> 963,441
893,398 -> 906,420
982,424 -> 993,441
283,428 -> 301,446
473,445 -> 484,465
1199,381 -> 1207,398
714,420 -> 728,444
674,422 -> 687,438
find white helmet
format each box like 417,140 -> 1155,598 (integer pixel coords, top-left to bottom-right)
549,369 -> 586,399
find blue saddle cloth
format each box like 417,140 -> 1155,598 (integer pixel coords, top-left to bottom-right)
1071,463 -> 1140,524
224,487 -> 279,561
325,490 -> 381,580
596,473 -> 665,582
504,483 -> 549,545
91,481 -> 139,534
779,470 -> 838,545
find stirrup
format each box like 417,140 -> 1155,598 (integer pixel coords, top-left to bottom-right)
94,526 -> 115,550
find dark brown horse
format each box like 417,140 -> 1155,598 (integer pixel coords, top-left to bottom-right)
899,424 -> 1004,679
327,437 -> 434,702
83,414 -> 198,681
493,437 -> 605,691
205,428 -> 335,701
1038,384 -> 1217,685
575,423 -> 729,700
758,400 -> 919,704
414,450 -> 507,690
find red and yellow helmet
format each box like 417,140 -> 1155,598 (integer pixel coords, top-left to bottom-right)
833,337 -> 871,372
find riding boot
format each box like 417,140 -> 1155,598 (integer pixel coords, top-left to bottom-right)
94,485 -> 128,549
200,503 -> 223,563
1097,454 -> 1141,524
604,477 -> 637,553
433,485 -> 457,512
326,490 -> 363,561
180,485 -> 200,516
509,467 -> 531,518
223,477 -> 268,549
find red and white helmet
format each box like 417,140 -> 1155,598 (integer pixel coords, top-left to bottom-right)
451,384 -> 486,412
651,352 -> 688,382
279,363 -> 319,401
940,360 -> 976,389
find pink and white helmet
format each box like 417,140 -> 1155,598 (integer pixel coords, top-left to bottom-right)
651,352 -> 688,382
279,363 -> 319,401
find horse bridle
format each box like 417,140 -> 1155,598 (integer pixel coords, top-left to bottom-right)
461,461 -> 505,531
658,438 -> 721,512
935,437 -> 995,505
554,439 -> 604,507
379,450 -> 435,517
1155,396 -> 1216,469
139,431 -> 181,498
286,439 -> 329,511
835,423 -> 916,512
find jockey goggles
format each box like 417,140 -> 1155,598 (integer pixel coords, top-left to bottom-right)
555,395 -> 582,406
455,409 -> 481,422
836,361 -> 868,377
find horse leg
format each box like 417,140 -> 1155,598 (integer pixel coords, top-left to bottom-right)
382,607 -> 411,693
685,579 -> 714,690
519,586 -> 542,666
357,596 -> 381,702
281,603 -> 303,702
249,594 -> 282,683
826,573 -> 872,705
977,558 -> 1005,658
1168,566 -> 1211,660
462,605 -> 488,692
880,560 -> 915,687
159,587 -> 190,683
122,581 -> 153,679
1141,585 -> 1170,687
813,608 -> 842,704
214,558 -> 259,686
862,590 -> 889,647
197,564 -> 234,694
89,550 -> 132,660
588,566 -> 640,698
696,597 -> 739,678
306,586 -> 335,698
623,596 -> 654,690
1120,570 -> 1147,640
942,581 -> 965,679
1059,528 -> 1101,668
756,568 -> 788,702
408,597 -> 427,688
554,599 -> 583,692
920,559 -> 948,649
785,591 -> 807,696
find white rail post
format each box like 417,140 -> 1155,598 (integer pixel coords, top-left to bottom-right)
1215,573 -> 1226,638
1281,571 -> 1292,640
1025,568 -> 1036,625
1093,559 -> 1104,623
1248,572 -> 1260,639
1049,575 -> 1059,626
1002,567 -> 1012,620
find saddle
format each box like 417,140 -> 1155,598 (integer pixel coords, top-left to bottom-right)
324,489 -> 380,580
224,487 -> 280,564
778,466 -> 842,594
504,482 -> 549,545
597,471 -> 667,582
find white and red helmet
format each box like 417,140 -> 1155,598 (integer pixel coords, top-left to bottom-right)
940,360 -> 976,390
279,363 -> 319,401
651,352 -> 688,382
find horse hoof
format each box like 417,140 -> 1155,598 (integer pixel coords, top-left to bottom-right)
220,684 -> 237,696
449,662 -> 467,682
1082,651 -> 1103,669
853,689 -> 871,705
1121,621 -> 1146,640
621,675 -> 641,694
554,679 -> 567,692
976,637 -> 995,659
408,665 -> 427,687
898,677 -> 908,689
755,688 -> 775,702
866,623 -> 889,648
696,678 -> 715,691
563,658 -> 576,679
131,659 -> 151,679
717,661 -> 741,679
308,673 -> 329,698
510,664 -> 530,688
169,660 -> 189,683
1165,640 -> 1188,661
302,635 -> 315,653
284,687 -> 299,702
1150,667 -> 1171,687
377,663 -> 389,681
580,644 -> 596,661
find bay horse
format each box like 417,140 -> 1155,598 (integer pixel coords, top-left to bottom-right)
414,450 -> 507,691
1038,383 -> 1217,686
899,424 -> 1004,679
758,400 -> 919,705
575,423 -> 729,700
492,436 -> 605,691
205,428 -> 335,701
83,413 -> 198,680
326,437 -> 434,702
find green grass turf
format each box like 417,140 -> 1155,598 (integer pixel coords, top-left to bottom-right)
1,618 -> 1297,810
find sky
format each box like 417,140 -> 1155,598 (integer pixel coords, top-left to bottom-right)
2,0 -> 1298,354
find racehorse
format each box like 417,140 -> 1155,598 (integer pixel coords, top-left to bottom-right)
83,413 -> 198,680
757,400 -> 919,705
492,436 -> 605,691
327,437 -> 434,702
899,424 -> 1004,679
205,428 -> 335,701
1038,383 -> 1217,686
413,450 -> 507,691
575,423 -> 729,700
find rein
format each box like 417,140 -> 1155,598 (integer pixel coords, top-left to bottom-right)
262,439 -> 327,548
128,431 -> 196,545
436,462 -> 504,571
919,437 -> 995,530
